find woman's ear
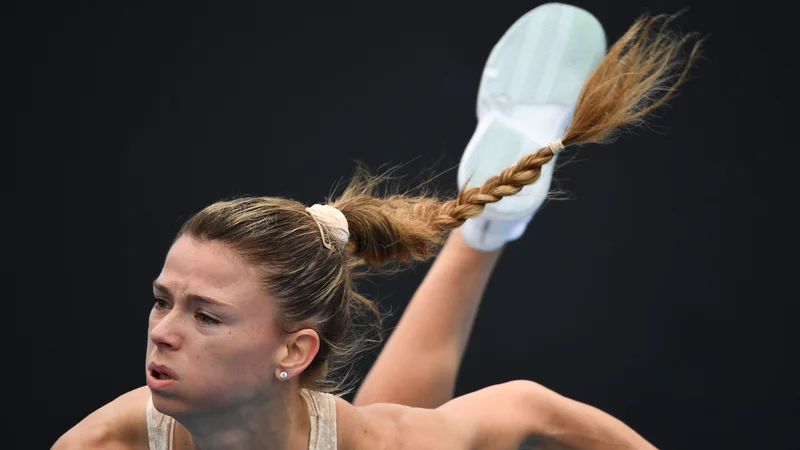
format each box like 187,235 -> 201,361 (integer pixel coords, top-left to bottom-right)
273,328 -> 320,381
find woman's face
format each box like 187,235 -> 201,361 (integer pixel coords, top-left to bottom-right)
146,235 -> 284,417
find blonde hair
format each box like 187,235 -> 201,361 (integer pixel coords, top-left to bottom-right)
177,12 -> 703,395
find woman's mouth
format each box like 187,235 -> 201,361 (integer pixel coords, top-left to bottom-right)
147,364 -> 178,390
147,362 -> 178,381
151,369 -> 173,380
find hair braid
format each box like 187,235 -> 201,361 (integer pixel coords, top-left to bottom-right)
435,150 -> 557,229
419,12 -> 703,234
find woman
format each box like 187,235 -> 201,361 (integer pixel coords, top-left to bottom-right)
53,12 -> 701,450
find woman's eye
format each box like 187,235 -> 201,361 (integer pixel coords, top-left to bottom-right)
152,298 -> 220,325
196,313 -> 221,325
153,298 -> 170,309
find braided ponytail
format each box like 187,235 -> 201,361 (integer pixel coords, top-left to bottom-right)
335,12 -> 703,267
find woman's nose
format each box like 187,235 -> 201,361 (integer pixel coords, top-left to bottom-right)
149,310 -> 183,350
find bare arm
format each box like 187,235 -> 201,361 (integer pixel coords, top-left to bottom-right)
532,388 -> 657,449
435,380 -> 658,450
51,387 -> 150,450
353,229 -> 503,408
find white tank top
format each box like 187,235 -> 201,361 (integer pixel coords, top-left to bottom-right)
146,389 -> 338,450
145,396 -> 175,450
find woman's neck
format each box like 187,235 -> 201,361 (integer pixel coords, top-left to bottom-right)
173,387 -> 311,450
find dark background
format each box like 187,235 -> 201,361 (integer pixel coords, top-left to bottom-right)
11,0 -> 795,448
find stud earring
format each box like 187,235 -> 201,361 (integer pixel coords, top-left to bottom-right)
279,371 -> 288,380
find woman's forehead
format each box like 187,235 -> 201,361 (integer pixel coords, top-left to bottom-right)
157,236 -> 266,306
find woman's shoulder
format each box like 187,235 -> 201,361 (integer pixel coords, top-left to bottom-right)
51,386 -> 151,450
335,396 -> 472,450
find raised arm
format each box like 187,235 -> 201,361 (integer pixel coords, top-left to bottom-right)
352,2 -> 605,409
353,229 -> 503,408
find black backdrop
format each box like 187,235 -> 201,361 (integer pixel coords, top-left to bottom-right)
11,0 -> 795,448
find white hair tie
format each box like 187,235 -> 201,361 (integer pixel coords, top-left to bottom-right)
305,204 -> 350,250
548,139 -> 565,154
